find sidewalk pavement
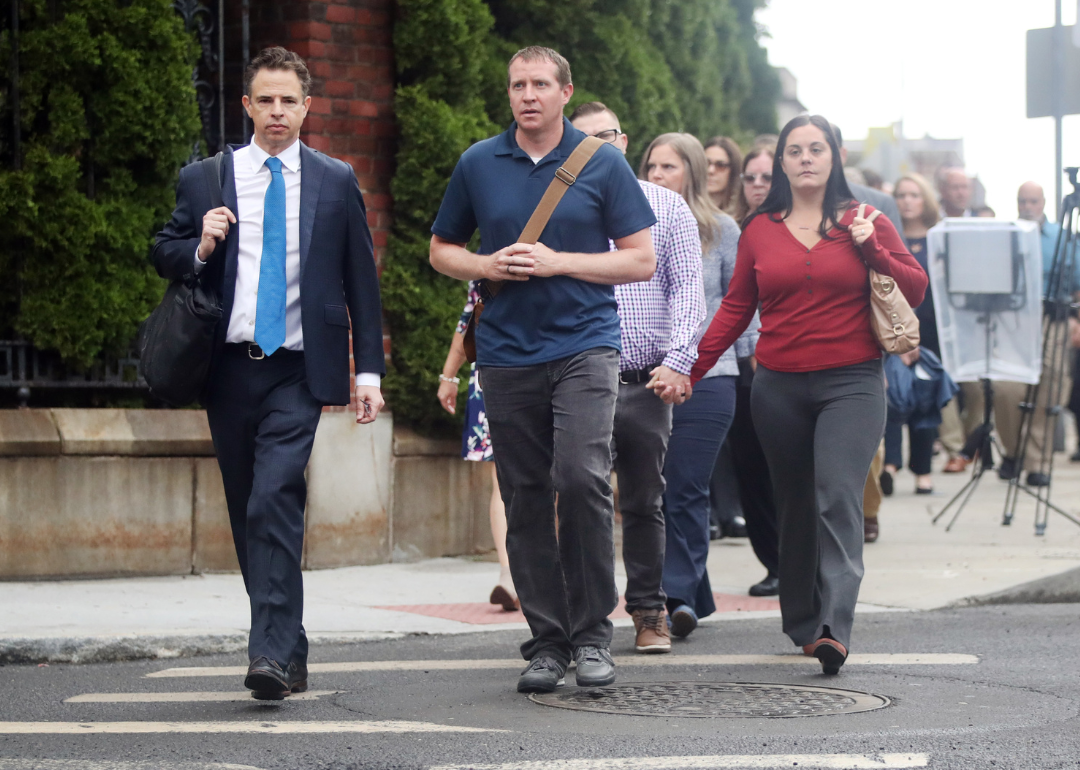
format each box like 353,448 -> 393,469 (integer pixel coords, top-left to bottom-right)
4,452 -> 1080,665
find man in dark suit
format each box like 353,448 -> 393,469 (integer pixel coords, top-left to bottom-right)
153,47 -> 385,699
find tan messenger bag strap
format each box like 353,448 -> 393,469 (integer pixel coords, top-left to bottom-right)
462,135 -> 606,363
486,135 -> 606,298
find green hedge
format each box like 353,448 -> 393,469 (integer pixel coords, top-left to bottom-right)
384,0 -> 780,437
0,0 -> 200,367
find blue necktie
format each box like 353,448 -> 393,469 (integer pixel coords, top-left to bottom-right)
255,156 -> 287,355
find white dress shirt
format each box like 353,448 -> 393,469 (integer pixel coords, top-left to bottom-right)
196,137 -> 379,388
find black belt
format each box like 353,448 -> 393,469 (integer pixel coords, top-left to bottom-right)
619,364 -> 662,385
225,342 -> 302,360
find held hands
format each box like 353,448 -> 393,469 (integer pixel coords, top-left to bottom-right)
646,365 -> 692,405
355,385 -> 385,425
485,242 -> 561,281
850,216 -> 875,248
199,206 -> 237,262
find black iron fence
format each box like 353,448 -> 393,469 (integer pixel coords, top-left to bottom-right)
0,341 -> 145,403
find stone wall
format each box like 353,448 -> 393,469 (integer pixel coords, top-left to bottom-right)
0,410 -> 492,579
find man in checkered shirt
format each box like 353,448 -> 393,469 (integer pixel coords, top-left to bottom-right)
571,102 -> 706,655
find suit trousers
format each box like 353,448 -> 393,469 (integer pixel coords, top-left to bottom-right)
661,375 -> 736,618
751,360 -> 885,649
205,345 -> 323,667
480,348 -> 620,665
611,379 -> 673,613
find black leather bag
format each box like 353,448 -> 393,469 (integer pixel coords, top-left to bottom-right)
138,153 -> 226,406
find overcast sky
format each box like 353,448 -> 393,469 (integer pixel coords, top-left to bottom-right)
757,0 -> 1079,220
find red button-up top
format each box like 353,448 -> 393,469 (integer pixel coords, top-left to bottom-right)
690,205 -> 928,382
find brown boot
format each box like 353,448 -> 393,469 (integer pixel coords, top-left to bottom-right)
631,608 -> 671,654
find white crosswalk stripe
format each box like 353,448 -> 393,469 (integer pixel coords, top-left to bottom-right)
0,762 -> 265,770
0,721 -> 503,735
428,754 -> 930,770
64,690 -> 339,703
145,653 -> 978,678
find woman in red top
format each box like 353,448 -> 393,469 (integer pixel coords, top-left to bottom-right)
687,115 -> 927,674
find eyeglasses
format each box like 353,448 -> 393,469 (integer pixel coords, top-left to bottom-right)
592,129 -> 623,143
742,173 -> 773,184
707,160 -> 731,170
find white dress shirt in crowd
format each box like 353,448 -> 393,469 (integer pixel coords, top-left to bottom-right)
196,137 -> 379,388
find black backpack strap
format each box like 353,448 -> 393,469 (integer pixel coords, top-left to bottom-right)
201,151 -> 225,210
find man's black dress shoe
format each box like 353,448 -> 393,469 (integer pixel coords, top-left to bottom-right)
749,575 -> 779,597
245,656 -> 290,700
287,661 -> 308,694
997,457 -> 1018,480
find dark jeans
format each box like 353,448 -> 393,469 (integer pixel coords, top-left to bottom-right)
729,360 -> 780,579
480,347 -> 620,665
612,379 -> 673,613
884,417 -> 936,475
751,360 -> 885,649
662,375 -> 737,618
205,345 -> 323,667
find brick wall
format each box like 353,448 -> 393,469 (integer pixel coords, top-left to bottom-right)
236,0 -> 397,392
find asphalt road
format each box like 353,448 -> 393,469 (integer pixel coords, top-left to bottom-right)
1,604 -> 1078,770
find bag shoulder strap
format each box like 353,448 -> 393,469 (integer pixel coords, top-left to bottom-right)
855,202 -> 883,224
519,136 -> 605,244
201,152 -> 225,211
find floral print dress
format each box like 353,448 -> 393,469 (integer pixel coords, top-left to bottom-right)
456,282 -> 493,462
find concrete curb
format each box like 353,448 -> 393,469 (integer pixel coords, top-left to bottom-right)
955,565 -> 1080,606
0,632 -> 402,666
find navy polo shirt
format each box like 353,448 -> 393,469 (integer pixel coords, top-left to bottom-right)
432,118 -> 657,367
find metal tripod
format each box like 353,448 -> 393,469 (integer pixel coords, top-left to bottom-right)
1002,167 -> 1080,535
932,318 -> 1002,532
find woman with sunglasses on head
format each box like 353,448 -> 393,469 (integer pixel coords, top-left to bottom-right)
704,137 -> 743,214
639,133 -> 760,639
734,146 -> 775,222
684,115 -> 926,674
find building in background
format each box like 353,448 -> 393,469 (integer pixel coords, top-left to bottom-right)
847,122 -> 985,206
775,67 -> 808,128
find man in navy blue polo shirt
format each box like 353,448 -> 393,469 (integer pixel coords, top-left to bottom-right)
430,46 -> 657,694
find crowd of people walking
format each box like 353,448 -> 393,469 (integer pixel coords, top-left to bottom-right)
158,42 -> 1078,701
429,46 -> 1080,692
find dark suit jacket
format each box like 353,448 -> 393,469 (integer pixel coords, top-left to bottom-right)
152,143 -> 385,406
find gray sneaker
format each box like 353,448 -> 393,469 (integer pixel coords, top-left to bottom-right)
573,645 -> 615,687
517,655 -> 566,693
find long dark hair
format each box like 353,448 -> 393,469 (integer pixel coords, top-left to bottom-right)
746,114 -> 854,238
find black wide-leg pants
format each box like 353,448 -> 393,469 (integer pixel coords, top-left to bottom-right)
206,345 -> 323,668
750,359 -> 886,649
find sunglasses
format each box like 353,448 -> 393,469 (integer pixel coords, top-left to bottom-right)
742,173 -> 773,184
707,160 -> 731,170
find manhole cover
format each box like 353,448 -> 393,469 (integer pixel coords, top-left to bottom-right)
529,681 -> 890,718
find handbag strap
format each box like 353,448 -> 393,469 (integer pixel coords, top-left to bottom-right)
855,202 -> 883,224
486,136 -> 606,299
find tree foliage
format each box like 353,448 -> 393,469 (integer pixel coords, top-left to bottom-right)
384,0 -> 780,435
0,0 -> 200,366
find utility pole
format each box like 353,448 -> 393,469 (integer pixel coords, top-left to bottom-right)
1053,0 -> 1064,215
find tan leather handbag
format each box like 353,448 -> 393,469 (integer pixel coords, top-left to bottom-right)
857,203 -> 920,354
462,136 -> 605,363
